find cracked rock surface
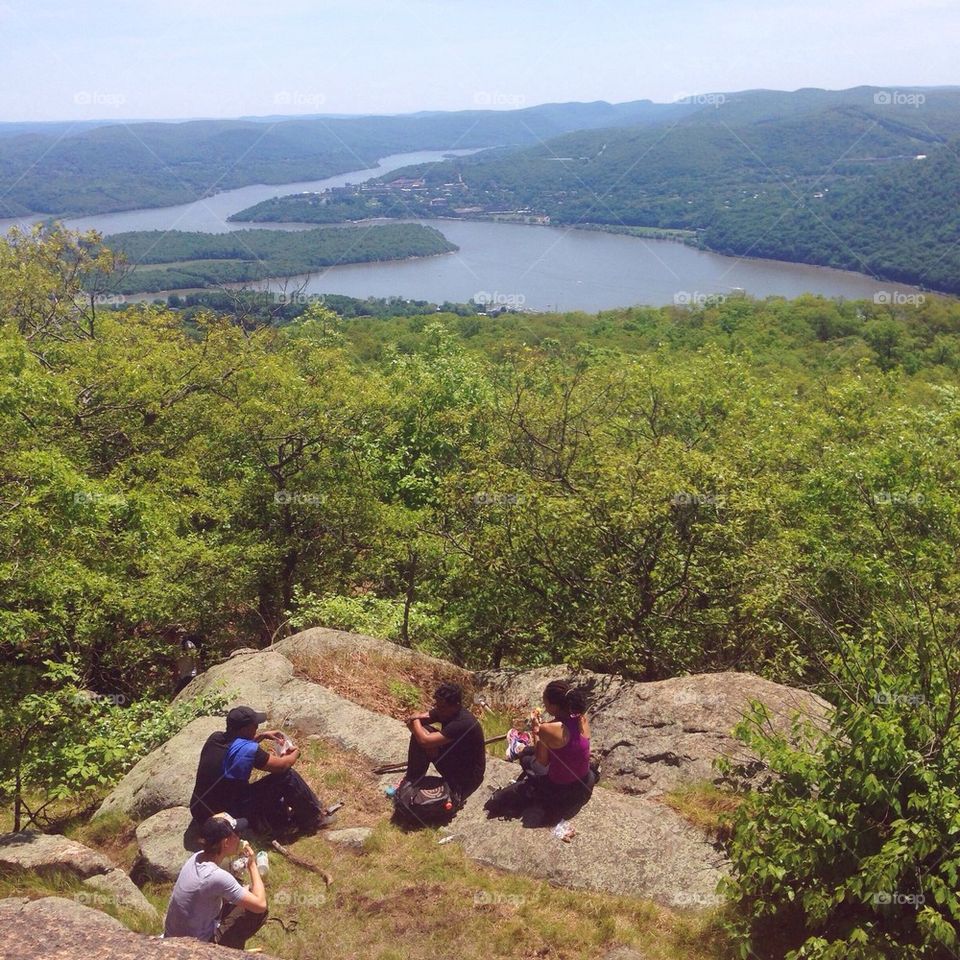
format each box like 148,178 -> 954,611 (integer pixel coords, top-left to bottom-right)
475,665 -> 830,795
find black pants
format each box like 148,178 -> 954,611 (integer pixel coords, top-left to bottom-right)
214,899 -> 268,950
242,769 -> 323,833
404,728 -> 481,804
485,749 -> 595,819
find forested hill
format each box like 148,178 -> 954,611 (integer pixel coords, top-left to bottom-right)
234,86 -> 960,293
102,224 -> 457,294
0,99 -> 693,219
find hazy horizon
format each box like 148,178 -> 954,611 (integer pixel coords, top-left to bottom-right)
4,83 -> 960,127
1,0 -> 957,123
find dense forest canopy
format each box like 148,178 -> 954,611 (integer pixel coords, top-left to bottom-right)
2,225 -> 958,694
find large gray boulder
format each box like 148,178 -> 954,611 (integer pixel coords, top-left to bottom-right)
0,896 -> 281,960
274,626 -> 471,683
477,665 -> 830,796
0,895 -> 127,930
447,756 -> 725,907
0,833 -> 157,920
95,627 -> 828,906
132,807 -> 199,884
101,652 -> 412,822
0,831 -> 115,878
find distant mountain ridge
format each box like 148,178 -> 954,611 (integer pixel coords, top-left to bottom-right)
2,85 -> 956,219
224,85 -> 960,293
0,98 -> 698,218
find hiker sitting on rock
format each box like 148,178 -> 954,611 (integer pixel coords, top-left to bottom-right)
525,680 -> 594,807
190,705 -> 327,835
402,683 -> 487,806
485,680 -> 596,820
164,812 -> 268,950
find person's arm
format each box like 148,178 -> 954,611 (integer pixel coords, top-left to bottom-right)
234,845 -> 267,913
262,747 -> 299,771
255,730 -> 284,743
408,718 -> 449,749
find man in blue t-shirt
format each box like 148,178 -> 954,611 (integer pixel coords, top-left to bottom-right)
190,705 -> 326,835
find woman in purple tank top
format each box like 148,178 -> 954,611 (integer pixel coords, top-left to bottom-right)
483,679 -> 597,820
524,679 -> 595,814
531,680 -> 591,783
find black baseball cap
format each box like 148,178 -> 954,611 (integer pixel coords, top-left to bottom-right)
200,812 -> 249,844
225,705 -> 268,730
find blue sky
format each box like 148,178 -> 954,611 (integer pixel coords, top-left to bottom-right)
1,0 -> 957,121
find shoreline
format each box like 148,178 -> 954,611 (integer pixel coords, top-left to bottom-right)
222,213 -> 942,300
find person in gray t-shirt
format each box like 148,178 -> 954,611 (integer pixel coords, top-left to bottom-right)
164,812 -> 268,948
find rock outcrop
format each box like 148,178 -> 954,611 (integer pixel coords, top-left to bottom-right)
476,664 -> 830,796
132,807 -> 199,884
0,897 -> 281,960
96,626 -> 828,908
452,755 -> 725,907
0,832 -> 158,920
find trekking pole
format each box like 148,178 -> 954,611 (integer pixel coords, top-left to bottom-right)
372,734 -> 508,775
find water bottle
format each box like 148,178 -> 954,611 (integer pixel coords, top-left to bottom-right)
255,850 -> 269,875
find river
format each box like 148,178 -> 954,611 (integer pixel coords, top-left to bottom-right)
0,149 -> 928,311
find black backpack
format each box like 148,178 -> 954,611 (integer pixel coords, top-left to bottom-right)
393,776 -> 459,825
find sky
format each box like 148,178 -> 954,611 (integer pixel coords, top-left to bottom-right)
1,0 -> 958,122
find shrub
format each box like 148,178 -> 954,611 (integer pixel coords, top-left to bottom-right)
721,628 -> 960,959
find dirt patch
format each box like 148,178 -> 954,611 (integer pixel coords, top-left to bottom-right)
278,734 -> 393,827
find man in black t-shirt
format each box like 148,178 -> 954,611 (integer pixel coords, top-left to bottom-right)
403,683 -> 486,804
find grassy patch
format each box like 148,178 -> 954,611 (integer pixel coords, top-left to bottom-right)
658,782 -> 743,843
68,810 -> 139,872
246,735 -> 734,960
0,866 -> 162,934
290,647 -> 473,721
252,820 -> 732,960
